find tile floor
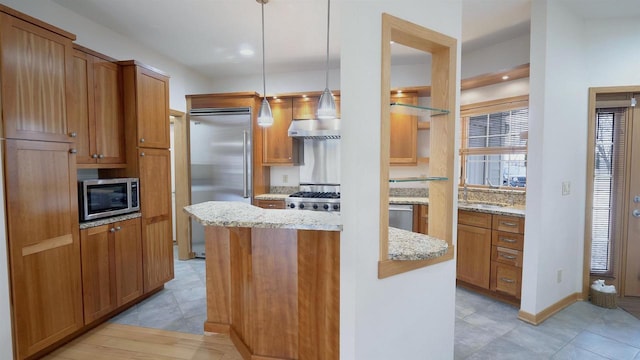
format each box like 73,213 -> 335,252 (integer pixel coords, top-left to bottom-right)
110,247 -> 640,359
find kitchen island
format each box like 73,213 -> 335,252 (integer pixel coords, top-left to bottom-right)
184,201 -> 448,359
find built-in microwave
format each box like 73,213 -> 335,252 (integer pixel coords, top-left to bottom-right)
79,178 -> 140,222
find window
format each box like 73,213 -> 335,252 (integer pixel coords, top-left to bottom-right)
591,108 -> 626,275
460,96 -> 529,188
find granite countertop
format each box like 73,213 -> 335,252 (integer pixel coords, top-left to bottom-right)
257,193 -> 525,217
184,201 -> 342,231
185,201 -> 451,262
388,227 -> 448,261
79,212 -> 142,229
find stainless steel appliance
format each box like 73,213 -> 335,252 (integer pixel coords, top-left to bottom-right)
285,118 -> 341,211
188,107 -> 252,257
78,178 -> 140,221
389,204 -> 414,231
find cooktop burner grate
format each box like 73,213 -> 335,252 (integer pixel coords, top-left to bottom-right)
289,191 -> 341,199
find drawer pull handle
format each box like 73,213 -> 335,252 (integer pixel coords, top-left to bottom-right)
501,221 -> 518,227
500,277 -> 515,284
500,254 -> 517,260
501,238 -> 517,244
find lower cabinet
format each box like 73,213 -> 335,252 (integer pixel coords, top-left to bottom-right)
255,199 -> 286,209
414,205 -> 429,234
4,140 -> 84,359
141,215 -> 174,293
457,210 -> 525,302
80,217 -> 143,324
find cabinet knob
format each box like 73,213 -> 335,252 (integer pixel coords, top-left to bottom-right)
140,152 -> 145,157
98,154 -> 105,159
109,228 -> 116,233
140,138 -> 145,143
115,226 -> 121,231
69,132 -> 77,138
92,154 -> 99,159
69,149 -> 77,154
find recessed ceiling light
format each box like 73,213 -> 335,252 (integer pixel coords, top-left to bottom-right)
502,75 -> 510,80
239,48 -> 254,57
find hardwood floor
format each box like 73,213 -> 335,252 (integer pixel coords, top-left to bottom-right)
43,323 -> 242,360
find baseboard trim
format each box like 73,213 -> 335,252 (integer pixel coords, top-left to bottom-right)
518,292 -> 581,325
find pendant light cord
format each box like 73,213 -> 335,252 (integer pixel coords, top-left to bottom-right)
261,2 -> 267,98
324,0 -> 330,89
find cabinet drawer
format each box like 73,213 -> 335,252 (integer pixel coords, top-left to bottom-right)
490,262 -> 522,299
492,215 -> 524,233
255,199 -> 285,209
491,246 -> 523,268
492,230 -> 524,251
458,210 -> 492,228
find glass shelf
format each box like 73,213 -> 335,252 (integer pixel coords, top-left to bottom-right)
389,176 -> 448,183
390,102 -> 449,117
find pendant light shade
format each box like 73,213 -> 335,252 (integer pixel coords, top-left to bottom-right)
258,98 -> 273,127
317,0 -> 336,120
257,0 -> 273,127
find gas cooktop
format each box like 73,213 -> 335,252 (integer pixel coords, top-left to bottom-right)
285,191 -> 341,211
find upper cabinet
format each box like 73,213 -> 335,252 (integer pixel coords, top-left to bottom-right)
292,94 -> 341,119
0,12 -> 76,143
263,98 -> 297,165
390,92 -> 418,165
120,61 -> 170,149
70,45 -> 125,167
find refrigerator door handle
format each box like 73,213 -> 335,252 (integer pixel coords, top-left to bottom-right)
243,130 -> 249,198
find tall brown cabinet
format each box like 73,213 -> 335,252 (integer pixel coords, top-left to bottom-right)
114,61 -> 174,293
0,8 -> 83,359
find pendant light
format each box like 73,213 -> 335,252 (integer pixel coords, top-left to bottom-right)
316,0 -> 336,120
257,0 -> 273,127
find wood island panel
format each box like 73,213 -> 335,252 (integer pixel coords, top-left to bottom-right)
202,225 -> 340,360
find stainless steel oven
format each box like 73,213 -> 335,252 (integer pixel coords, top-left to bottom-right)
389,204 -> 414,231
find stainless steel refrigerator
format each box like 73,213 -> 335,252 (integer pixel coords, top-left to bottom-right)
188,107 -> 252,257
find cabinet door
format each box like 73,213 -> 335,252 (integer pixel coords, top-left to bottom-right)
80,225 -> 116,324
135,66 -> 170,149
70,49 -> 97,163
293,96 -> 319,119
263,99 -> 295,165
456,224 -> 492,289
114,218 -> 143,305
390,93 -> 417,165
4,140 -> 83,359
0,14 -> 74,142
138,148 -> 174,292
94,58 -> 125,164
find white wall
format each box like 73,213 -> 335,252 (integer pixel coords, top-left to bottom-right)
522,0 -> 588,314
461,33 -> 530,79
340,1 -> 461,359
0,0 -> 213,111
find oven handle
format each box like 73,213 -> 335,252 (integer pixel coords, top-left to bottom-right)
243,130 -> 249,198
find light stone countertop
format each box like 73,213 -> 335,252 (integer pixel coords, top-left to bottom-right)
184,201 -> 342,231
256,193 -> 525,217
79,212 -> 142,229
388,227 -> 448,260
184,201 -> 451,262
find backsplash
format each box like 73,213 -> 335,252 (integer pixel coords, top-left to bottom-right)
389,187 -> 428,197
269,186 -> 300,194
459,188 -> 526,206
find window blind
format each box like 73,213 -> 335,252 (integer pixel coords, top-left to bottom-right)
591,109 -> 626,275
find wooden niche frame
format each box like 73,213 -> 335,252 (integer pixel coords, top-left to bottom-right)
378,14 -> 456,278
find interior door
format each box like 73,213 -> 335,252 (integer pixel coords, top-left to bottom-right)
624,96 -> 640,296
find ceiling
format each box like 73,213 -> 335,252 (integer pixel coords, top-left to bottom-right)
51,0 -> 639,81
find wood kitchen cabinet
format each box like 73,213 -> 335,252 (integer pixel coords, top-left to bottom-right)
255,199 -> 286,209
292,94 -> 341,119
414,205 -> 429,234
80,217 -> 143,324
4,139 -> 84,359
0,11 -> 76,143
263,98 -> 299,165
138,148 -> 174,292
70,45 -> 125,166
120,61 -> 171,149
457,210 -> 492,289
490,214 -> 525,299
390,93 -> 418,165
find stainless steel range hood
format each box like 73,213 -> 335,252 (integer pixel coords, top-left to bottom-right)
287,118 -> 340,139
